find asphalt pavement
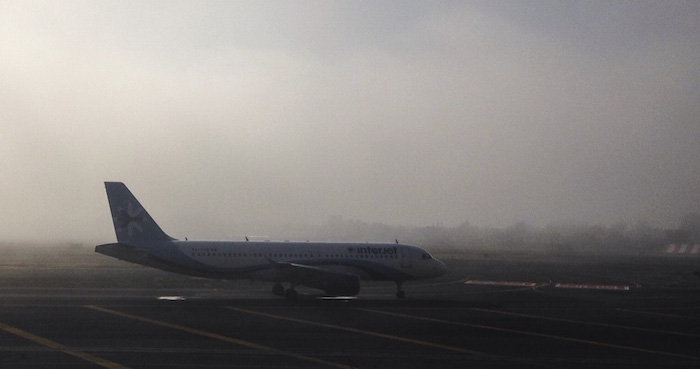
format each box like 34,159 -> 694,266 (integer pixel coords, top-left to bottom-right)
1,256 -> 699,368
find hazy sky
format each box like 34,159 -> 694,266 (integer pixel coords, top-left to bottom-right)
1,1 -> 698,242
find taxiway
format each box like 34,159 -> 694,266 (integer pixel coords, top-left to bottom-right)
1,256 -> 698,368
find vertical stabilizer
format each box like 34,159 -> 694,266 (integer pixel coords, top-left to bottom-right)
104,182 -> 174,244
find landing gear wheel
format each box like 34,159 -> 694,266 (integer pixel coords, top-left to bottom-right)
395,281 -> 405,299
284,288 -> 298,301
272,283 -> 284,296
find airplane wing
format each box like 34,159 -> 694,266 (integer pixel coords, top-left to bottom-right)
270,261 -> 360,296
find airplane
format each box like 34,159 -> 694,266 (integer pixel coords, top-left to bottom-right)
95,182 -> 447,300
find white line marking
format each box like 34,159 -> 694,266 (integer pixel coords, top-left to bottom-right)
157,296 -> 186,301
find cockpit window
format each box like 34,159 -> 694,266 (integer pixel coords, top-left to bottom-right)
421,253 -> 432,260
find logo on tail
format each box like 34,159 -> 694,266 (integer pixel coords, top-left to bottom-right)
115,203 -> 145,237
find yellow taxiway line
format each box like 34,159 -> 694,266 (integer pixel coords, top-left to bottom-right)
85,305 -> 356,369
362,308 -> 700,361
0,321 -> 130,369
228,306 -> 486,356
472,307 -> 700,338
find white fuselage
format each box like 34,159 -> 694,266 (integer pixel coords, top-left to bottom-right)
169,241 -> 446,282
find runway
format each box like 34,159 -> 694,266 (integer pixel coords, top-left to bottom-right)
1,255 -> 699,368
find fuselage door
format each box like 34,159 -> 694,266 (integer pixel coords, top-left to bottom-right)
400,247 -> 412,268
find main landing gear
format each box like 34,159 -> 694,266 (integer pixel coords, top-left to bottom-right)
272,283 -> 298,301
284,288 -> 298,301
395,281 -> 405,299
272,283 -> 284,296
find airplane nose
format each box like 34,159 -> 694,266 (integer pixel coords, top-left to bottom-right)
434,259 -> 447,276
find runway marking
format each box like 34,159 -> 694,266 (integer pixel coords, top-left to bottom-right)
465,280 -> 537,287
85,305 -> 355,369
361,309 -> 700,360
616,308 -> 700,321
227,307 -> 485,356
361,278 -> 467,291
471,308 -> 700,338
0,321 -> 130,369
554,283 -> 630,291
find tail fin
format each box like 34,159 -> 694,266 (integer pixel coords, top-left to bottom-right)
104,182 -> 175,244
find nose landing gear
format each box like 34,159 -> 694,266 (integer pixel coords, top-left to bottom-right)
395,281 -> 405,298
